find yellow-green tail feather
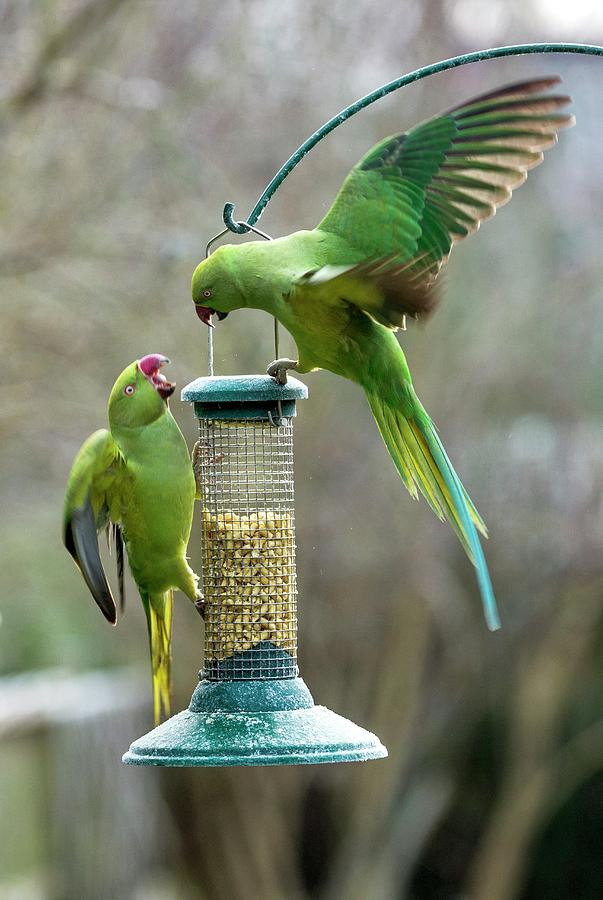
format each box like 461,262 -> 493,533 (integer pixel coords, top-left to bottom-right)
366,390 -> 500,631
142,590 -> 173,725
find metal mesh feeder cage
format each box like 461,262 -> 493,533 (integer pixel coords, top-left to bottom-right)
123,375 -> 387,766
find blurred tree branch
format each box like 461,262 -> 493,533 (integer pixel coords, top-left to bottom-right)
5,0 -> 133,112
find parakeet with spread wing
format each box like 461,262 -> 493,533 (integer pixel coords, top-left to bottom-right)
191,78 -> 574,631
63,354 -> 201,724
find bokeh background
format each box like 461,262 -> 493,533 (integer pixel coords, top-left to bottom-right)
1,2 -> 602,898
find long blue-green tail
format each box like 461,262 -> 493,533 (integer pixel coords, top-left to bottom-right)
366,389 -> 500,631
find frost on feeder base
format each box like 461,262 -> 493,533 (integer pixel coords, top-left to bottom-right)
123,375 -> 387,767
122,670 -> 387,767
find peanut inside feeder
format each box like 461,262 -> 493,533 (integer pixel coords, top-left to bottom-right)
192,377 -> 304,681
202,508 -> 295,658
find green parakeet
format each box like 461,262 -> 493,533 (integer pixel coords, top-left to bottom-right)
191,77 -> 574,631
63,354 -> 201,724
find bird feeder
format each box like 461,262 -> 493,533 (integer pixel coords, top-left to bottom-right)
123,375 -> 387,766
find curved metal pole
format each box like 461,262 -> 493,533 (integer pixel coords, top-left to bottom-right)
222,42 -> 603,235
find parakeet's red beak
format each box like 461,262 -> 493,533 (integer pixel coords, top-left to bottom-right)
195,305 -> 215,327
138,354 -> 175,400
195,306 -> 229,327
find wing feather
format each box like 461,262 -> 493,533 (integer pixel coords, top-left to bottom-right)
63,429 -> 124,624
316,77 -> 573,327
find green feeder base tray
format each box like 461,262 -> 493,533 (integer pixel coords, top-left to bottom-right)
123,675 -> 388,767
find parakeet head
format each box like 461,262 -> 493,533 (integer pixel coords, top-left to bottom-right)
191,245 -> 245,326
108,354 -> 175,427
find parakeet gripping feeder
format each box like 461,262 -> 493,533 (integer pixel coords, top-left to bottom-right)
123,374 -> 387,766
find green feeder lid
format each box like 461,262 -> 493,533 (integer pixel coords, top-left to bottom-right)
123,674 -> 388,767
181,374 -> 308,420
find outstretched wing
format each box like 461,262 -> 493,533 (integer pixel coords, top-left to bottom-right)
314,77 -> 573,327
293,255 -> 438,329
63,429 -> 125,624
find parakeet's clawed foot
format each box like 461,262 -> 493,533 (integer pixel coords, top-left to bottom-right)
267,358 -> 299,385
195,592 -> 206,619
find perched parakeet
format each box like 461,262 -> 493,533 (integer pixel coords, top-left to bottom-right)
191,77 -> 574,631
63,354 -> 201,724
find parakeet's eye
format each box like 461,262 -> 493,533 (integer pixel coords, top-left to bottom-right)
202,289 -> 212,298
124,384 -> 136,396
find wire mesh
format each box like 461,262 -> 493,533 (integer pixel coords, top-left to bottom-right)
195,418 -> 297,680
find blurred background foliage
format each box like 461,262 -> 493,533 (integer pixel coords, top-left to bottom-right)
1,1 -> 602,898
